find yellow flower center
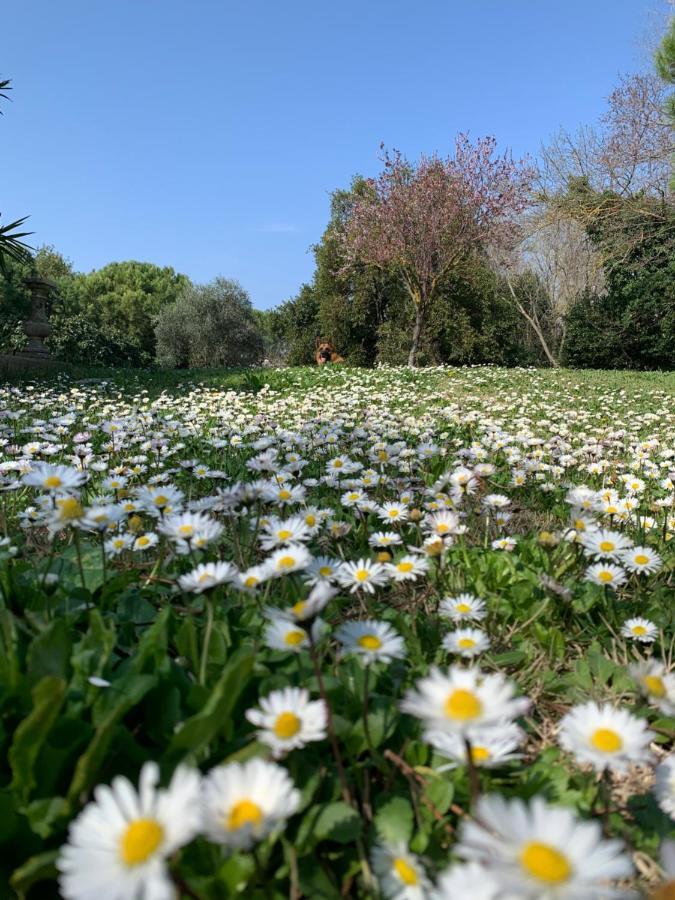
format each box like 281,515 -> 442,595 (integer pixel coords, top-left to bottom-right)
397,562 -> 414,573
378,450 -> 388,461
606,506 -> 618,515
291,601 -> 306,617
355,569 -> 369,582
284,629 -> 305,646
392,857 -> 418,886
154,495 -> 169,507
437,523 -> 450,534
277,529 -> 292,540
643,675 -> 666,697
273,711 -> 301,739
319,566 -> 332,577
333,460 -> 343,468
456,603 -> 471,613
388,509 -> 400,517
599,541 -> 615,552
178,524 -> 194,536
358,634 -> 382,650
44,475 -> 62,489
244,575 -> 259,588
57,497 -> 83,520
520,842 -> 572,884
470,745 -> 491,763
278,489 -> 291,501
458,638 -> 476,649
137,535 -> 150,547
598,570 -> 614,583
278,555 -> 296,569
227,799 -> 263,831
305,515 -> 316,526
444,688 -> 482,721
590,728 -> 623,753
631,625 -> 647,635
198,572 -> 212,584
120,818 -> 164,866
634,554 -> 649,565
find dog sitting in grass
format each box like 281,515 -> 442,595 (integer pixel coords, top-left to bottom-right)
315,339 -> 344,365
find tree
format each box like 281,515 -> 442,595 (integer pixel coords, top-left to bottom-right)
60,261 -> 190,360
155,277 -> 264,369
655,14 -> 675,188
340,136 -> 532,365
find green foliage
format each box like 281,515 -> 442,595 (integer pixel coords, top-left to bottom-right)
156,277 -> 264,368
563,190 -> 675,369
655,15 -> 675,188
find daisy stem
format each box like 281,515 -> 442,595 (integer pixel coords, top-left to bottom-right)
199,594 -> 215,686
100,536 -> 107,588
308,630 -> 352,806
464,736 -> 481,807
362,664 -> 375,757
72,530 -> 87,592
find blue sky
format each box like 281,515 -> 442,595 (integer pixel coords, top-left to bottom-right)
1,0 -> 666,309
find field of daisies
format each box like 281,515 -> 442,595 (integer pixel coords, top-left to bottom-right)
0,364 -> 673,900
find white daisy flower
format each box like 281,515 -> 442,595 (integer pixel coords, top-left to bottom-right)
22,462 -> 86,495
245,687 -> 327,757
455,794 -> 632,898
401,666 -> 529,734
439,594 -> 486,623
442,628 -> 490,658
620,545 -> 663,574
425,723 -> 524,772
264,543 -> 312,577
558,701 -> 654,773
133,532 -> 159,552
104,534 -> 133,557
629,660 -> 675,716
369,530 -> 404,548
335,619 -> 406,665
202,758 -> 300,849
271,582 -> 337,622
303,555 -> 341,584
581,528 -> 633,561
377,502 -> 410,524
337,558 -> 390,593
491,536 -> 517,551
584,562 -> 628,589
371,842 -> 431,899
655,756 -> 675,820
264,615 -> 312,653
177,561 -> 236,594
57,762 -> 201,900
620,617 -> 658,643
385,554 -> 430,582
259,515 -> 311,550
432,861 -> 501,900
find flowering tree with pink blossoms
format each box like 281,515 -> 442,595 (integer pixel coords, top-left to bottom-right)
340,136 -> 533,365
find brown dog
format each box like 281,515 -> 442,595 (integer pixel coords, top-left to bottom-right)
315,338 -> 344,365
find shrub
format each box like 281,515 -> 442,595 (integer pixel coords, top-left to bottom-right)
155,278 -> 264,369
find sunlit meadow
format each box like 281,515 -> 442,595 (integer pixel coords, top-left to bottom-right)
1,365 -> 674,899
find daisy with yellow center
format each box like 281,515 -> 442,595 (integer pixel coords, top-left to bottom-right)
337,558 -> 389,593
57,762 -> 201,900
440,594 -> 487,623
620,617 -> 658,643
335,619 -> 406,665
202,758 -> 300,849
455,794 -> 632,895
371,842 -> 431,898
401,666 -> 529,735
630,661 -> 675,716
245,686 -> 327,757
425,723 -> 524,772
442,628 -> 491,658
558,701 -> 654,772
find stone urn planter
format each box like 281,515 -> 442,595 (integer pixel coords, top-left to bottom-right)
0,276 -> 63,375
21,276 -> 57,359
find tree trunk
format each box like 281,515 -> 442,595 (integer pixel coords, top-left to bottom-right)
505,276 -> 560,368
407,303 -> 424,366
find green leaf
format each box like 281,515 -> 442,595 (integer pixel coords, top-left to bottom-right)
10,850 -> 58,898
297,801 -> 362,849
0,608 -> 20,690
27,618 -> 72,684
24,796 -> 69,839
9,676 -> 66,802
165,647 -> 254,763
66,673 -> 157,807
374,794 -> 414,844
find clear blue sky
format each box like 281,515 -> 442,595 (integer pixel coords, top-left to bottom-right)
1,0 -> 665,309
